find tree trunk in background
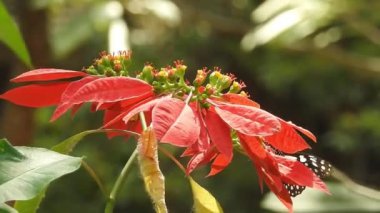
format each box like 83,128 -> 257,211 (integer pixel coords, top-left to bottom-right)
0,2 -> 50,145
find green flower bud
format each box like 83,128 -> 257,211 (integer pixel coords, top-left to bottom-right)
174,60 -> 187,79
104,68 -> 116,77
220,74 -> 233,90
209,71 -> 222,85
156,70 -> 168,81
85,65 -> 98,75
141,65 -> 154,83
113,60 -> 122,72
193,69 -> 207,87
167,68 -> 177,81
205,83 -> 215,95
229,81 -> 242,93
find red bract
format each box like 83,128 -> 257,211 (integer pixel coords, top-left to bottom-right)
207,99 -> 281,137
207,153 -> 232,176
217,94 -> 316,154
204,110 -> 233,158
11,69 -> 87,83
152,98 -> 199,147
273,155 -> 329,193
122,96 -> 199,147
0,58 -> 331,213
0,69 -> 88,107
0,82 -> 70,107
265,119 -> 312,154
238,133 -> 329,213
52,77 -> 154,121
220,93 -> 260,108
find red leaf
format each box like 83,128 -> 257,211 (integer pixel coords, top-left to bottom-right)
239,133 -> 283,189
70,104 -> 83,117
103,110 -> 127,139
207,153 -> 232,176
122,97 -> 165,125
153,98 -> 199,147
239,134 -> 297,212
181,143 -> 199,157
287,121 -> 317,142
204,110 -> 233,158
208,99 -> 280,136
251,159 -> 293,213
52,77 -> 153,121
51,76 -> 98,121
116,92 -> 155,110
186,150 -> 217,174
104,110 -> 151,140
274,155 -> 330,194
181,107 -> 210,157
0,82 -> 70,107
221,93 -> 260,108
191,105 -> 211,152
265,120 -> 311,154
11,69 -> 87,83
238,134 -> 266,160
258,168 -> 293,213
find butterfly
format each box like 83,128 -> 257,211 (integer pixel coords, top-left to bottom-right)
284,154 -> 332,197
264,143 -> 333,197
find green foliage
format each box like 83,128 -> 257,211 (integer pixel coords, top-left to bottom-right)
1,0 -> 380,212
0,1 -> 32,68
0,139 -> 81,210
13,129 -> 112,213
14,192 -> 45,213
0,203 -> 17,213
51,129 -> 108,154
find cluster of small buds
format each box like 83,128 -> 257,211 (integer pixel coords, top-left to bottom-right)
84,51 -> 132,76
84,52 -> 248,107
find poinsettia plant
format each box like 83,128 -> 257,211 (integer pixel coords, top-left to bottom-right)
0,51 -> 332,213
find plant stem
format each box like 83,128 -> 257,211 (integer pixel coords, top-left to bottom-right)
104,149 -> 138,213
139,112 -> 148,130
104,112 -> 148,213
82,160 -> 108,198
158,146 -> 186,173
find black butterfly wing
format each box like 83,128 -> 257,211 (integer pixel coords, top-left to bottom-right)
285,154 -> 332,197
284,183 -> 306,197
296,154 -> 332,178
263,142 -> 333,197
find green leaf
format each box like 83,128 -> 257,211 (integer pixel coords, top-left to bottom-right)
0,139 -> 25,161
14,129 -> 121,213
0,1 -> 32,68
0,203 -> 18,213
13,192 -> 44,213
51,129 -> 103,154
0,139 -> 81,203
51,129 -> 134,154
189,177 -> 224,213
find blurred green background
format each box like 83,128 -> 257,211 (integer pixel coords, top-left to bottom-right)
1,0 -> 380,212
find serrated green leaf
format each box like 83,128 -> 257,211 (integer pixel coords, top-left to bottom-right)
189,177 -> 224,213
0,203 -> 18,213
0,1 -> 32,68
0,139 -> 81,203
